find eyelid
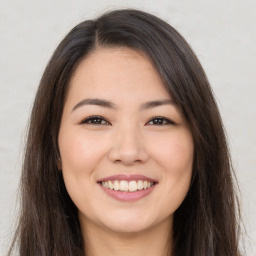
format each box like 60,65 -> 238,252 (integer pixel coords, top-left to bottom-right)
79,115 -> 175,126
146,116 -> 176,125
80,115 -> 111,125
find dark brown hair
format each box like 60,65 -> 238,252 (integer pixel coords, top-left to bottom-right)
9,9 -> 241,256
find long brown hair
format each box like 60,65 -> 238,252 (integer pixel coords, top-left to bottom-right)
9,9 -> 241,256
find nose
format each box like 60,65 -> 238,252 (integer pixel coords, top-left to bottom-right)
108,126 -> 149,166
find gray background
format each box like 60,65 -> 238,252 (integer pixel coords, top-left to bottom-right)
0,0 -> 255,254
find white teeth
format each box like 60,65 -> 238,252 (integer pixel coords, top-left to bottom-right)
120,180 -> 129,191
102,181 -> 108,188
101,180 -> 155,192
113,180 -> 119,190
108,180 -> 114,189
137,180 -> 144,190
129,181 -> 137,192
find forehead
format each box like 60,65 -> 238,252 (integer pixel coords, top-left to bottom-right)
65,47 -> 172,109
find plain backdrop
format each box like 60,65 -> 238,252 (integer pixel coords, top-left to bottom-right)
0,0 -> 255,255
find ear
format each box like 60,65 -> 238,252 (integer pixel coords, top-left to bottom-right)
57,158 -> 62,170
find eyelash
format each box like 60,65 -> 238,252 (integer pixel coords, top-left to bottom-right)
146,116 -> 175,125
80,115 -> 175,126
80,115 -> 110,125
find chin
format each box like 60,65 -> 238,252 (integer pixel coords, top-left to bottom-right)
105,219 -> 151,234
94,208 -> 171,235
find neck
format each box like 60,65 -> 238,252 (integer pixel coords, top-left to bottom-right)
81,217 -> 173,256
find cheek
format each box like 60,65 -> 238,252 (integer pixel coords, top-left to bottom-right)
150,131 -> 194,210
59,130 -> 107,174
151,130 -> 194,173
58,130 -> 109,212
165,135 -> 193,185
58,130 -> 108,200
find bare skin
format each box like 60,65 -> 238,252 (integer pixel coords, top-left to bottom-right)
58,47 -> 193,256
82,216 -> 172,256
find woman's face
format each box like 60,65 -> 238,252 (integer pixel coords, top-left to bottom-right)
58,47 -> 194,235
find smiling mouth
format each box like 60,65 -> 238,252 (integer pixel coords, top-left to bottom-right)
98,180 -> 157,192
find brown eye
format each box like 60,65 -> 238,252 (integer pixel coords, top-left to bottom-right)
81,116 -> 110,125
147,117 -> 174,125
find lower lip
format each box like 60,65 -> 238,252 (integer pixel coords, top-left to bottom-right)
99,184 -> 157,202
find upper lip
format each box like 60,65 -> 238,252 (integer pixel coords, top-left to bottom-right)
97,174 -> 158,183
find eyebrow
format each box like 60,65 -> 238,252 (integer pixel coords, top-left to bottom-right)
71,98 -> 174,112
139,99 -> 174,110
72,98 -> 116,112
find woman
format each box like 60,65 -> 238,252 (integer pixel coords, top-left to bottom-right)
9,9 -> 241,256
